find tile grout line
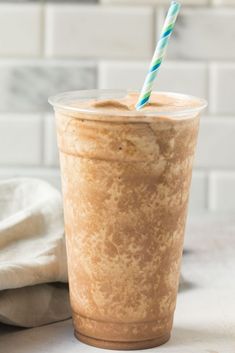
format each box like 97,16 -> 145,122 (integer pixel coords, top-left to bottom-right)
208,61 -> 216,115
41,114 -> 46,167
40,1 -> 46,58
205,171 -> 210,211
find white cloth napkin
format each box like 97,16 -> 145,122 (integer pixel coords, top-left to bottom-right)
0,178 -> 71,327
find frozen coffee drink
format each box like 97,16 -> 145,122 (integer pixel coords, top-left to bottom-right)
49,90 -> 206,350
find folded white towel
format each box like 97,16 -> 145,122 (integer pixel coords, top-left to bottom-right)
0,178 -> 71,327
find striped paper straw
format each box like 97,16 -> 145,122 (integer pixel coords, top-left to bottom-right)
135,1 -> 181,110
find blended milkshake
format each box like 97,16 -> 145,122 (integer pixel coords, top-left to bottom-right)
49,90 -> 206,350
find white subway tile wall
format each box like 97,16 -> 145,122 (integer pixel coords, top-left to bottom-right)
209,172 -> 235,211
0,114 -> 42,165
43,114 -> 59,166
212,0 -> 235,5
189,172 -> 208,212
0,0 -> 234,213
195,119 -> 235,169
101,0 -> 209,4
0,60 -> 96,112
0,4 -> 42,57
45,5 -> 154,59
99,61 -> 208,98
210,63 -> 235,115
163,8 -> 235,60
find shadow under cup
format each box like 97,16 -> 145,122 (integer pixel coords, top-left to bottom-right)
49,89 -> 207,350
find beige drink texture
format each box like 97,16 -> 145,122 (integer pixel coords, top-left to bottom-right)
50,91 -> 206,350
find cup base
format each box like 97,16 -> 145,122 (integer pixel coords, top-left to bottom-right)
74,330 -> 170,350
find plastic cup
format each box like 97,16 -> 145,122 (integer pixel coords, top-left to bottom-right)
49,89 -> 207,350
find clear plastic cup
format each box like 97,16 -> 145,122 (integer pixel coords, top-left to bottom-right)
49,89 -> 207,350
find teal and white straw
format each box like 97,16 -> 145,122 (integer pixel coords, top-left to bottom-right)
136,1 -> 181,110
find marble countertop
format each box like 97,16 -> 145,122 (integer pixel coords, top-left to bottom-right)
1,213 -> 235,353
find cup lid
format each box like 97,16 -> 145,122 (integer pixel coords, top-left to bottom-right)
49,89 -> 207,121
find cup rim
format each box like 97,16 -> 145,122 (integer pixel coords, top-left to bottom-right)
48,89 -> 207,119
